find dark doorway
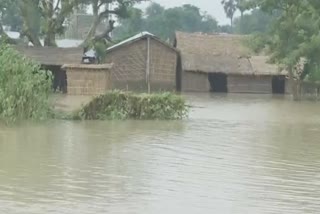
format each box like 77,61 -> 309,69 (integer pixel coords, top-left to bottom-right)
272,76 -> 285,94
42,65 -> 68,93
208,73 -> 228,93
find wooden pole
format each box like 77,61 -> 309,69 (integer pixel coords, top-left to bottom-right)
146,37 -> 151,93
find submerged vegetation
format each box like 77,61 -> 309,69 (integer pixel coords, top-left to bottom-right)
0,44 -> 52,122
73,91 -> 189,120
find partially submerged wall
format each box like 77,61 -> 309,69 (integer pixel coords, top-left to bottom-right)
228,75 -> 272,94
105,39 -> 147,91
149,39 -> 177,91
182,71 -> 210,92
63,64 -> 112,95
104,38 -> 178,92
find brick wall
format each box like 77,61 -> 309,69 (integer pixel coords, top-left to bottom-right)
64,64 -> 112,95
285,79 -> 291,94
105,39 -> 147,91
104,37 -> 178,92
149,39 -> 177,91
182,71 -> 210,92
228,75 -> 272,94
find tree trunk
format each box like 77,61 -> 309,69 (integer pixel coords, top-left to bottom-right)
82,0 -> 100,46
82,16 -> 100,46
230,17 -> 233,32
43,0 -> 57,46
288,67 -> 301,101
19,0 -> 42,46
21,27 -> 42,46
93,20 -> 115,42
44,19 -> 57,46
44,31 -> 56,46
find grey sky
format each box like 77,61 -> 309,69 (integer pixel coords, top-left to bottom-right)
139,0 -> 237,25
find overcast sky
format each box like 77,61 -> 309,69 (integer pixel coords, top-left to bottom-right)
139,0 -> 237,25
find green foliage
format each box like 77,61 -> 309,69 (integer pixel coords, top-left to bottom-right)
0,44 -> 52,122
73,91 -> 189,120
113,3 -> 219,41
83,39 -> 109,62
0,0 -> 22,31
243,32 -> 269,53
303,62 -> 320,82
247,0 -> 320,79
233,9 -> 276,34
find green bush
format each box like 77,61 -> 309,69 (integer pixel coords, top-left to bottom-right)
73,91 -> 189,120
0,44 -> 52,122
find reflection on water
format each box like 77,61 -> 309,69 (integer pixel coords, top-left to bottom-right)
1,94 -> 320,213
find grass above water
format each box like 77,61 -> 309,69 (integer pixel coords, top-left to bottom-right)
69,91 -> 189,120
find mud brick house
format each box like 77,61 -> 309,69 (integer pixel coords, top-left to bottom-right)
14,46 -> 83,93
104,32 -> 179,92
174,31 -> 290,94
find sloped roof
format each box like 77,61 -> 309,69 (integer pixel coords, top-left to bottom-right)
14,46 -> 83,66
175,31 -> 287,76
107,31 -> 177,53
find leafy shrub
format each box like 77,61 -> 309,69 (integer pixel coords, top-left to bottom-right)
73,91 -> 189,120
0,44 -> 52,122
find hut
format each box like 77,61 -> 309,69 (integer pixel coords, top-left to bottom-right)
14,46 -> 83,93
104,32 -> 179,92
174,31 -> 290,94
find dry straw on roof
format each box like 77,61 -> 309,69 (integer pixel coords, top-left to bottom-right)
175,31 -> 287,76
13,46 -> 83,66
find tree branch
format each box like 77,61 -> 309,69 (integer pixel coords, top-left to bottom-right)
93,20 -> 115,42
98,0 -> 105,9
55,0 -> 61,11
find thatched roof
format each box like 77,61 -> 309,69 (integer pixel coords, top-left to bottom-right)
14,46 -> 83,66
175,31 -> 287,76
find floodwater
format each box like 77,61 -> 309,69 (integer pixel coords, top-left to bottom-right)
1,94 -> 320,214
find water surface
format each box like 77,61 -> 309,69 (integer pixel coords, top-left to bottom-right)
1,94 -> 320,213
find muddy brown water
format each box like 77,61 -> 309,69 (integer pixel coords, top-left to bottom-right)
1,94 -> 320,213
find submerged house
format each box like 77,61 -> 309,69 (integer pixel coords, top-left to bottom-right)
14,46 -> 83,93
174,31 -> 289,94
104,32 -> 179,92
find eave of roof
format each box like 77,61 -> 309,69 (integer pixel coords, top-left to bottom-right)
106,31 -> 178,53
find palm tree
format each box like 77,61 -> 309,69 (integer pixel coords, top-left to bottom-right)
221,0 -> 237,29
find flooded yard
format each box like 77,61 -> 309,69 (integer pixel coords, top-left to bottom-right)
1,94 -> 320,213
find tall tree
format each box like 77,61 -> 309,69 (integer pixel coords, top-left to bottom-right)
18,0 -> 80,46
248,0 -> 320,99
233,9 -> 276,34
0,0 -> 145,46
236,0 -> 247,18
221,0 -> 237,29
114,3 -> 218,41
19,0 -> 42,46
113,7 -> 144,39
82,0 -> 147,45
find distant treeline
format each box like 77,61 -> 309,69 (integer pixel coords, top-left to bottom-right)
112,2 -> 276,41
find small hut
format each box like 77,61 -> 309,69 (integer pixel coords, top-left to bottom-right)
14,46 -> 83,93
174,31 -> 289,94
104,32 -> 179,92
